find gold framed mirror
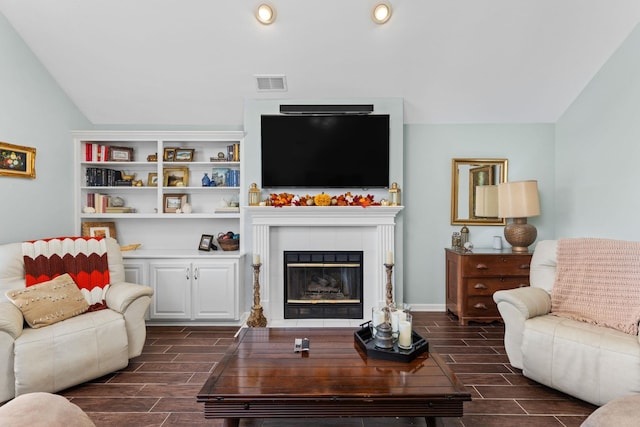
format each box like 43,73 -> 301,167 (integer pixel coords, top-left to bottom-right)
451,158 -> 508,225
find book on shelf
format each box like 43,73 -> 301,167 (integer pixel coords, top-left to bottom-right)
86,168 -> 123,186
226,143 -> 240,162
104,207 -> 135,213
85,143 -> 110,162
87,193 -> 110,213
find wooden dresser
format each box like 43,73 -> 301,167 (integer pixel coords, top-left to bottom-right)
445,248 -> 532,325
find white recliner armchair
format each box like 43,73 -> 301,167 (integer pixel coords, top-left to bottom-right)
0,237 -> 153,403
494,239 -> 640,406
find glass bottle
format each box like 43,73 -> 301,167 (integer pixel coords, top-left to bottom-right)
201,173 -> 211,187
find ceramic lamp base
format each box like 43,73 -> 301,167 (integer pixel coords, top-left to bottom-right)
504,217 -> 537,252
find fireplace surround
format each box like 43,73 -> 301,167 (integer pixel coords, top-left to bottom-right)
246,206 -> 403,323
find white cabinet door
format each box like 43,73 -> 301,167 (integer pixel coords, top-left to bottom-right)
192,260 -> 239,320
122,260 -> 146,285
149,261 -> 191,319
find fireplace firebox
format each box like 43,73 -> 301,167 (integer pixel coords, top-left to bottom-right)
284,251 -> 363,319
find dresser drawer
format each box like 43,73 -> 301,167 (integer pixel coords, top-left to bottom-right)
464,277 -> 530,296
461,255 -> 531,277
465,296 -> 500,317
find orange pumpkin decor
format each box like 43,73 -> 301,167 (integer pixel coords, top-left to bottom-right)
267,192 -> 381,207
313,193 -> 331,206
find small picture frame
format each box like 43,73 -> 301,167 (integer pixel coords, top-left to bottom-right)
108,146 -> 134,162
199,234 -> 214,251
163,194 -> 187,213
0,141 -> 36,179
147,172 -> 158,187
163,148 -> 177,161
163,167 -> 189,187
174,148 -> 195,162
81,221 -> 117,241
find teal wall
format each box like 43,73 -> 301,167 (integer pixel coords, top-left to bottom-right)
403,123 -> 555,307
0,13 -> 91,244
556,23 -> 640,240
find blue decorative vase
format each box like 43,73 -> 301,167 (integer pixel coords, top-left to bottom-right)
201,173 -> 211,187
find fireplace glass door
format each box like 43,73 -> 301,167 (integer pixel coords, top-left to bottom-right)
284,251 -> 363,319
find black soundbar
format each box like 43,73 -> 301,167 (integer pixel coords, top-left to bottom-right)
279,104 -> 374,114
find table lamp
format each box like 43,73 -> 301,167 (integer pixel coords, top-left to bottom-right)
474,185 -> 498,218
497,180 -> 540,252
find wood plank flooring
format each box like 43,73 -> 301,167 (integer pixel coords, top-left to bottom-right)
47,312 -> 596,425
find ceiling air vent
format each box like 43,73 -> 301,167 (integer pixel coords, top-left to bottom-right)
255,74 -> 287,92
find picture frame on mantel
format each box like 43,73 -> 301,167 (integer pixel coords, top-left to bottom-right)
0,142 -> 36,179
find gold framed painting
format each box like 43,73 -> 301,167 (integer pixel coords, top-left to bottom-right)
81,221 -> 117,241
163,194 -> 187,213
163,167 -> 189,187
174,148 -> 195,162
0,142 -> 36,179
147,172 -> 158,187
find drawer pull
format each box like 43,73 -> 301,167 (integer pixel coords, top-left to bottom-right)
518,283 -> 528,288
473,283 -> 488,290
519,264 -> 531,270
473,303 -> 489,310
475,263 -> 488,270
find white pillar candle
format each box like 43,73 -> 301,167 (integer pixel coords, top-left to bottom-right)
399,319 -> 412,348
253,254 -> 260,265
386,251 -> 393,264
372,309 -> 385,327
391,309 -> 403,333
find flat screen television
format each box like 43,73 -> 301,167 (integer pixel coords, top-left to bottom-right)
261,114 -> 390,188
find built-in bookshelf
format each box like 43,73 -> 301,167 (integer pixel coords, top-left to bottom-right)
73,131 -> 246,322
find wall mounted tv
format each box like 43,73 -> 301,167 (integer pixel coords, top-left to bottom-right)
261,114 -> 390,188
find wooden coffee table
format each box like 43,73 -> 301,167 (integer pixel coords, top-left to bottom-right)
197,327 -> 471,427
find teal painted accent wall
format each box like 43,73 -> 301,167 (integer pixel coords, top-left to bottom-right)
0,13 -> 91,243
403,123 -> 555,306
556,24 -> 640,240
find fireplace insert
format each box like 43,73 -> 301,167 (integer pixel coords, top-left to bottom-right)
284,251 -> 363,319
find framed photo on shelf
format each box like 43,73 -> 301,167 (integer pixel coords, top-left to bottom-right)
147,172 -> 158,187
0,142 -> 36,179
174,148 -> 195,162
163,167 -> 189,187
81,221 -> 117,241
163,194 -> 187,213
163,148 -> 177,161
108,146 -> 134,162
198,234 -> 214,251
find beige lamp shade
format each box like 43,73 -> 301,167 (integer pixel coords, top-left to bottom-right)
475,185 -> 498,217
498,180 -> 540,218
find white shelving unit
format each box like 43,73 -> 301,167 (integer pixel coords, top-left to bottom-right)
72,131 -> 246,323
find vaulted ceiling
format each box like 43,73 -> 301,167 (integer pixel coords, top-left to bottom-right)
1,1 -> 639,125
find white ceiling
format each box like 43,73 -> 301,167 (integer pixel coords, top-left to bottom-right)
1,1 -> 639,125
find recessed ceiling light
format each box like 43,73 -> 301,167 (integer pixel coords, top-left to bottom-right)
256,4 -> 276,25
372,2 -> 392,24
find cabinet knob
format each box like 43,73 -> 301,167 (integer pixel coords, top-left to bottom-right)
185,268 -> 190,280
518,283 -> 528,288
473,283 -> 488,290
519,264 -> 531,270
194,267 -> 199,280
475,263 -> 488,270
473,303 -> 488,310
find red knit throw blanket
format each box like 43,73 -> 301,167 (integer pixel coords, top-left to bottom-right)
551,238 -> 640,335
22,236 -> 110,311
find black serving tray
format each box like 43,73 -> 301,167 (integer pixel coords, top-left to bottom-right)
354,322 -> 429,363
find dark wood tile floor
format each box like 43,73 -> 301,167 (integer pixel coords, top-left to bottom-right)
48,312 -> 597,426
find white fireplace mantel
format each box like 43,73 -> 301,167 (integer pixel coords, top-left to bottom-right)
246,206 -> 403,322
